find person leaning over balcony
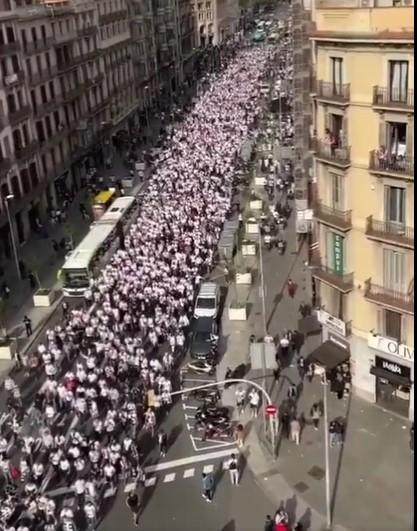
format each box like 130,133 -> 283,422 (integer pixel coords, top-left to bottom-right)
376,145 -> 388,168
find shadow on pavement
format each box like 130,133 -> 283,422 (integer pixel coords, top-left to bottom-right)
221,520 -> 236,531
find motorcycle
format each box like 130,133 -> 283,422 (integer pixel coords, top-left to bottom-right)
184,360 -> 216,376
196,405 -> 229,418
202,421 -> 234,441
189,388 -> 220,404
195,414 -> 230,431
195,407 -> 229,425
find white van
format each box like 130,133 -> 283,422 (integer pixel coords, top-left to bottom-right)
194,282 -> 219,319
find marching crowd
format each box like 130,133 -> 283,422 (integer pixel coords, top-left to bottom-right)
0,39 -> 279,530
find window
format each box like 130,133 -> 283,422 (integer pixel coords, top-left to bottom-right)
389,60 -> 408,103
330,57 -> 343,95
384,309 -> 402,342
383,249 -> 406,293
386,122 -> 407,157
384,186 -> 405,227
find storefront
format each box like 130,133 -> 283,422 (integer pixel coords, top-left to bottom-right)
368,334 -> 414,420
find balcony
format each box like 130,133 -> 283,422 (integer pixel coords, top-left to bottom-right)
365,216 -> 414,250
311,258 -> 354,293
34,97 -> 62,119
14,141 -> 39,162
62,85 -> 85,102
312,138 -> 351,168
369,150 -> 414,180
8,105 -> 31,126
99,9 -> 128,24
77,26 -> 97,37
0,158 -> 12,172
364,278 -> 414,315
24,38 -> 53,55
0,41 -> 20,54
28,67 -> 58,87
316,81 -> 350,105
373,86 -> 414,112
1,70 -> 25,89
314,201 -> 352,232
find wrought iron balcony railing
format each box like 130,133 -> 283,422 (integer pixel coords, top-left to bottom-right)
314,201 -> 352,231
316,81 -> 350,103
373,86 -> 414,110
369,150 -> 414,178
364,278 -> 414,315
366,216 -> 414,249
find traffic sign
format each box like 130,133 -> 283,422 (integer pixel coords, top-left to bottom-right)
265,405 -> 277,416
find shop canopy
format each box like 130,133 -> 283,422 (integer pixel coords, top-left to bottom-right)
308,340 -> 349,370
370,366 -> 411,387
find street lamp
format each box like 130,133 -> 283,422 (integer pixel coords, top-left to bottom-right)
3,194 -> 21,280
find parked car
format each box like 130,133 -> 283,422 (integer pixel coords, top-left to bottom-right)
189,316 -> 219,361
194,282 -> 219,319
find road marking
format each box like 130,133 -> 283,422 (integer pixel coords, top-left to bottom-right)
181,378 -> 214,383
144,448 -> 237,473
183,468 -> 195,478
182,404 -> 198,410
203,464 -> 214,473
144,477 -> 157,487
124,482 -> 137,493
186,423 -> 193,430
163,473 -> 176,483
193,440 -> 237,452
185,414 -> 195,419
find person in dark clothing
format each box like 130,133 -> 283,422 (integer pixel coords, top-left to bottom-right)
52,240 -> 60,254
62,301 -> 69,320
297,356 -> 306,380
125,491 -> 141,527
28,272 -> 37,290
264,514 -> 274,531
280,410 -> 290,439
19,260 -> 27,279
23,315 -> 32,337
202,472 -> 215,502
157,430 -> 168,457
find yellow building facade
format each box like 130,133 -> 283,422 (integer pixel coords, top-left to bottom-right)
309,0 -> 414,420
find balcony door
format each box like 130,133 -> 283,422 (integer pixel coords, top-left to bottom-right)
386,122 -> 407,157
384,185 -> 405,233
383,249 -> 406,293
330,172 -> 344,211
383,309 -> 402,343
389,60 -> 408,103
330,57 -> 343,95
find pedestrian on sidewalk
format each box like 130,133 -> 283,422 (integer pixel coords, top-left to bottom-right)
226,453 -> 239,485
287,384 -> 297,401
249,388 -> 260,418
126,491 -> 141,527
280,409 -> 290,439
273,358 -> 281,381
202,471 -> 215,502
290,416 -> 301,445
157,429 -> 168,457
1,282 -> 10,299
235,386 -> 246,416
23,315 -> 32,337
329,420 -> 338,447
306,363 -> 314,383
286,278 -> 296,298
279,334 -> 290,358
234,423 -> 245,448
28,271 -> 37,290
79,203 -> 89,221
264,514 -> 274,531
297,356 -> 306,380
52,239 -> 60,255
310,402 -> 322,430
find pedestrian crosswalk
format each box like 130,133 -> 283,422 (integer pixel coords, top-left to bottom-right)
125,461 -> 229,492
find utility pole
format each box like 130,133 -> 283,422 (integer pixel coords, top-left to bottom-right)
322,373 -> 332,529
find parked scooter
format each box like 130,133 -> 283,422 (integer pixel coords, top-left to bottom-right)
189,388 -> 220,404
184,360 -> 216,376
201,421 -> 234,441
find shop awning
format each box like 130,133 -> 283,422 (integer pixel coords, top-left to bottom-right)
370,366 -> 411,387
308,340 -> 349,370
298,315 -> 321,335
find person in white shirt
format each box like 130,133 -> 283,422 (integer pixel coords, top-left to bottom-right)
84,501 -> 97,529
249,388 -> 260,418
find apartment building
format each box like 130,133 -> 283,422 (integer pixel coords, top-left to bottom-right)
309,0 -> 414,420
194,0 -> 239,46
0,0 -> 195,260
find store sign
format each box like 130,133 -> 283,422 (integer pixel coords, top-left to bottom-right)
375,356 -> 411,380
368,335 -> 414,363
332,233 -> 344,275
329,332 -> 350,352
317,309 -> 347,337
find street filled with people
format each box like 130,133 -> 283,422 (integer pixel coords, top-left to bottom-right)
0,27 -> 297,530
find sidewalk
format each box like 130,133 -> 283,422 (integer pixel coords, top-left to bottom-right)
217,152 -> 413,529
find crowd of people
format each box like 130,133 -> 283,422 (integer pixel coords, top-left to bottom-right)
0,37 -> 279,530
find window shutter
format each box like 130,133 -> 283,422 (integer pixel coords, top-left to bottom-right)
341,114 -> 348,147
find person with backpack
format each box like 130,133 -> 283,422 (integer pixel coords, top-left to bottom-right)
126,491 -> 141,527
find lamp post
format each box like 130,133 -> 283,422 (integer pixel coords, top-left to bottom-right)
322,372 -> 332,529
3,195 -> 21,280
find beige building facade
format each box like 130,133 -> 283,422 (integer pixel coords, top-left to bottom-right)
194,0 -> 239,46
309,0 -> 414,419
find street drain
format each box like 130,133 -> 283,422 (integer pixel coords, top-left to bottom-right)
307,466 -> 325,480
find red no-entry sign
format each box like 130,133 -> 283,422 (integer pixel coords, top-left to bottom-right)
265,405 -> 278,416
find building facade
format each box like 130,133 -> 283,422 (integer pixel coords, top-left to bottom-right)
309,0 -> 414,420
194,0 -> 239,46
0,0 -> 195,260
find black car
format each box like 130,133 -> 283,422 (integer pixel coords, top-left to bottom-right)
189,317 -> 219,360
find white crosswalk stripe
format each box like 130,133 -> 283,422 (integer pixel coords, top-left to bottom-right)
163,473 -> 176,483
144,477 -> 157,487
183,468 -> 195,478
203,464 -> 214,474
